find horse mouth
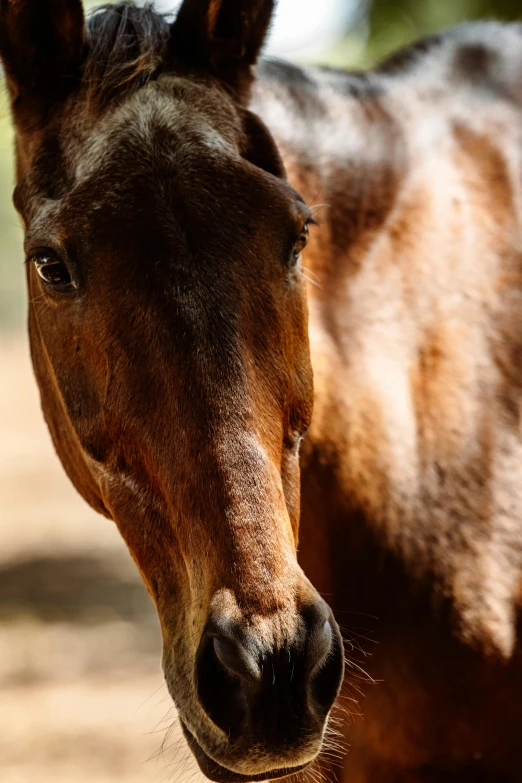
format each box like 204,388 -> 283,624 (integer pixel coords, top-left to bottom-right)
180,719 -> 311,782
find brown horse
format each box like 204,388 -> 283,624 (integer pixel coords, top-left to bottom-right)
2,1 -> 522,781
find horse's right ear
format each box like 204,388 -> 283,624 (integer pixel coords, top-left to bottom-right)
170,0 -> 275,99
0,0 -> 85,112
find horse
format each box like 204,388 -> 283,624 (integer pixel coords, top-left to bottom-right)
2,0 -> 522,780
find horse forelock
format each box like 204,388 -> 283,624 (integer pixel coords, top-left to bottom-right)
83,2 -> 172,108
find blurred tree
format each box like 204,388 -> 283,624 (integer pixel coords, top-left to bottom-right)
368,0 -> 522,64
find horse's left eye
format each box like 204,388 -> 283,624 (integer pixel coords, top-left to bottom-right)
30,252 -> 75,292
291,224 -> 310,265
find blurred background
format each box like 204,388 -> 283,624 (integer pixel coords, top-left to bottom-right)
1,1 -> 521,782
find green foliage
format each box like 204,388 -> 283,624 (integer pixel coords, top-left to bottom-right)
0,93 -> 25,331
367,0 -> 522,64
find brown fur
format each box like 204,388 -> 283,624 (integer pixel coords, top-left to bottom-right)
2,3 -> 522,782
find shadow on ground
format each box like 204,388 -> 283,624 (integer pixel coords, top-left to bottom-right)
0,552 -> 156,626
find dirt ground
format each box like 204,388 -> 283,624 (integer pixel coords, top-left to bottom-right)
0,334 -> 205,783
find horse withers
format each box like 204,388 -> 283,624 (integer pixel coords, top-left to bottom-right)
2,1 -> 522,781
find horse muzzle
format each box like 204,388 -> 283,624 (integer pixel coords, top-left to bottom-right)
167,594 -> 345,782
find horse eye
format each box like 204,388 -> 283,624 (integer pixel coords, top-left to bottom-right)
291,223 -> 310,265
32,253 -> 74,291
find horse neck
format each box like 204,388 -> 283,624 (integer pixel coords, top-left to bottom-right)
250,59 -> 406,417
251,60 -> 404,280
254,55 -> 522,645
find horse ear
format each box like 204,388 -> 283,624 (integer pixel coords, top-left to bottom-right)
0,0 -> 85,109
170,0 -> 275,97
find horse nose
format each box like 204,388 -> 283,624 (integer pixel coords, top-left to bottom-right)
195,598 -> 344,741
213,634 -> 262,682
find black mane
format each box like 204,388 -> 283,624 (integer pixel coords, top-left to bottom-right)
84,2 -> 171,104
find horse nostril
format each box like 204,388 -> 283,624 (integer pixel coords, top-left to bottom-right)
309,619 -> 333,675
213,635 -> 261,683
195,602 -> 344,745
196,633 -> 251,738
309,615 -> 344,717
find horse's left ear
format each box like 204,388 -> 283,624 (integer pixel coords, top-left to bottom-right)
0,0 -> 85,110
170,0 -> 275,98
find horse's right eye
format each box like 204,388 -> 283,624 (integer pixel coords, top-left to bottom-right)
30,252 -> 75,293
290,222 -> 311,266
